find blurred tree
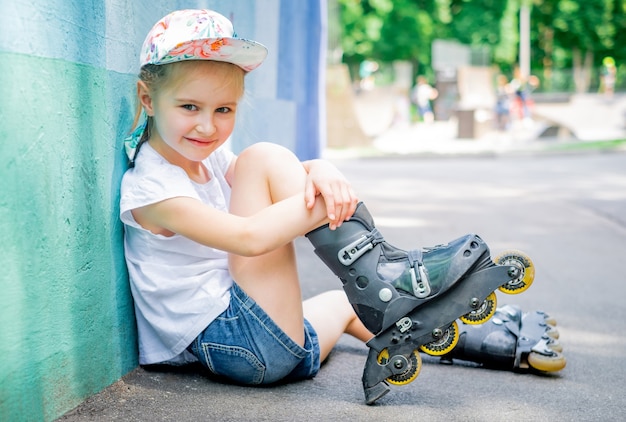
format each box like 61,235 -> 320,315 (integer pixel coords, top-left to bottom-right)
610,0 -> 626,63
446,0 -> 515,72
375,0 -> 440,68
447,0 -> 508,46
337,0 -> 384,78
532,0 -> 614,92
337,0 -> 508,77
336,0 -> 626,92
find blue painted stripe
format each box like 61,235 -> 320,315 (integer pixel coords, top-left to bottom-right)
278,0 -> 323,159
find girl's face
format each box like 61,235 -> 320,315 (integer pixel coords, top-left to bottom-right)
139,61 -> 244,170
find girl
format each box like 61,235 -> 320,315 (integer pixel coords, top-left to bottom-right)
121,9 -> 565,395
121,9 -> 371,384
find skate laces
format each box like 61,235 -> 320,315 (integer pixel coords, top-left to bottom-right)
407,249 -> 431,298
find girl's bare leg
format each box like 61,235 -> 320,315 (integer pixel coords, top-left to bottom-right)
303,290 -> 373,361
229,143 -> 307,345
228,143 -> 370,356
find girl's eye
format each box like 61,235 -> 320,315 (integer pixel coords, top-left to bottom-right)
182,104 -> 198,111
216,107 -> 231,114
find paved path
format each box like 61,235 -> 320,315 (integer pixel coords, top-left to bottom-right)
60,150 -> 626,422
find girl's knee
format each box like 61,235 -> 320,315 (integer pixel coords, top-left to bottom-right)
238,142 -> 295,163
235,142 -> 303,183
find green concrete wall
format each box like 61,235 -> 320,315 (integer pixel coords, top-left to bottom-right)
0,1 -> 325,420
0,52 -> 137,421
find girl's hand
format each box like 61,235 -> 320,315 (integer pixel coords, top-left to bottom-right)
303,160 -> 358,229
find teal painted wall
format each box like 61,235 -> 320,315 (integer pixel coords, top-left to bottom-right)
0,1 -> 325,420
0,52 -> 137,421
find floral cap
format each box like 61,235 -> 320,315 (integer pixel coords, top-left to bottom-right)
140,9 -> 268,72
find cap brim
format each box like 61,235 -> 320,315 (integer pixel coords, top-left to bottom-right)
148,37 -> 268,72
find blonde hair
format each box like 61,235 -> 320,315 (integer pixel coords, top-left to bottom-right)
128,60 -> 246,164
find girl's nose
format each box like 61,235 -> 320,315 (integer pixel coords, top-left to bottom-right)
196,115 -> 216,135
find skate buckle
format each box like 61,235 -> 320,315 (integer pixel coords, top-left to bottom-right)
408,249 -> 431,298
410,265 -> 431,298
338,235 -> 374,265
396,317 -> 413,333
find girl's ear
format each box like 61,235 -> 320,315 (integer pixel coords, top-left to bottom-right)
137,81 -> 155,116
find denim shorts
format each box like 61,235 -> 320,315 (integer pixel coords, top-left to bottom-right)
188,283 -> 320,385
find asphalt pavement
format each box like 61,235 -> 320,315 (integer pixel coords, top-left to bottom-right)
59,96 -> 626,421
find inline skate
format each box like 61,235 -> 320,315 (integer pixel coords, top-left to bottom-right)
437,304 -> 566,372
306,202 -> 535,404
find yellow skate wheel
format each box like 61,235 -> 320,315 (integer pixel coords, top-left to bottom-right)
527,351 -> 566,372
543,313 -> 558,327
495,250 -> 535,294
460,292 -> 497,325
546,325 -> 560,340
419,321 -> 460,356
377,348 -> 422,386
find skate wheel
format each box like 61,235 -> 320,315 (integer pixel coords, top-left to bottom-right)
527,351 -> 566,372
460,292 -> 497,325
495,250 -> 535,294
547,338 -> 563,353
419,321 -> 460,356
545,325 -> 560,340
377,348 -> 422,386
538,311 -> 557,327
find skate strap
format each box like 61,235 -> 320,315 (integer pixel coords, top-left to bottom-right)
408,249 -> 431,298
407,249 -> 423,268
337,229 -> 384,265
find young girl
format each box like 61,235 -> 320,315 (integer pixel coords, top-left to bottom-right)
121,9 -> 564,395
121,9 -> 371,384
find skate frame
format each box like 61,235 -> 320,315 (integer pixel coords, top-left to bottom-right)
360,264 -> 519,405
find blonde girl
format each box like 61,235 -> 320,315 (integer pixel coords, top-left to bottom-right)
121,9 -> 370,384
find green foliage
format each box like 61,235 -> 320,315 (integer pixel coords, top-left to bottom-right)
447,0 -> 508,45
336,0 -> 626,88
532,0 -> 614,65
376,3 -> 437,63
337,0 -> 440,66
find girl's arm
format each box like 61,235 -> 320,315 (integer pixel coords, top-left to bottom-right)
226,155 -> 358,230
131,153 -> 357,256
131,193 -> 329,257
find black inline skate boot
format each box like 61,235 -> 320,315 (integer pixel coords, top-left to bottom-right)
438,304 -> 566,372
306,202 -> 535,404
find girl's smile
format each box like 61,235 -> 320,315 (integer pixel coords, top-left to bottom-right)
184,136 -> 218,146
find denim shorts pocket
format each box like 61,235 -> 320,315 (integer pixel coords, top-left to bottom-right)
199,341 -> 266,385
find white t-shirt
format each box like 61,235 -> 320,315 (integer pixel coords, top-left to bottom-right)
120,143 -> 235,365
